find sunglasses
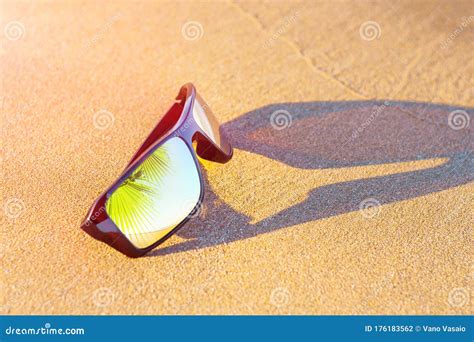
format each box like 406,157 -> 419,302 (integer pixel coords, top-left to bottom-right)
81,84 -> 233,257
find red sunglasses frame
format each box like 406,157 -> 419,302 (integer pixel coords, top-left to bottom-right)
81,83 -> 233,257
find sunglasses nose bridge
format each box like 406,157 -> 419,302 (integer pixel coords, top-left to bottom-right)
174,109 -> 200,144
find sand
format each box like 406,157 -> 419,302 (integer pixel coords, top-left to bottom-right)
1,0 -> 472,314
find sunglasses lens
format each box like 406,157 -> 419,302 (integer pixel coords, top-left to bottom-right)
193,93 -> 232,155
105,137 -> 201,249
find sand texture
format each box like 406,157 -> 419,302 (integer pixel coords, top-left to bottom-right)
1,0 -> 473,314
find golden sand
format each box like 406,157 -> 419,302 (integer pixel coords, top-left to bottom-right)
1,1 -> 472,314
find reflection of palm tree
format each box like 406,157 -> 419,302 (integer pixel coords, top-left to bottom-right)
140,152 -> 172,184
106,146 -> 171,240
151,101 -> 473,256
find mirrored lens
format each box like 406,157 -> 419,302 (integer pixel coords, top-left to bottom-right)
193,94 -> 231,155
105,137 -> 201,249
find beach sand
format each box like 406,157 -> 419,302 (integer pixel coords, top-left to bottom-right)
1,0 -> 472,314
